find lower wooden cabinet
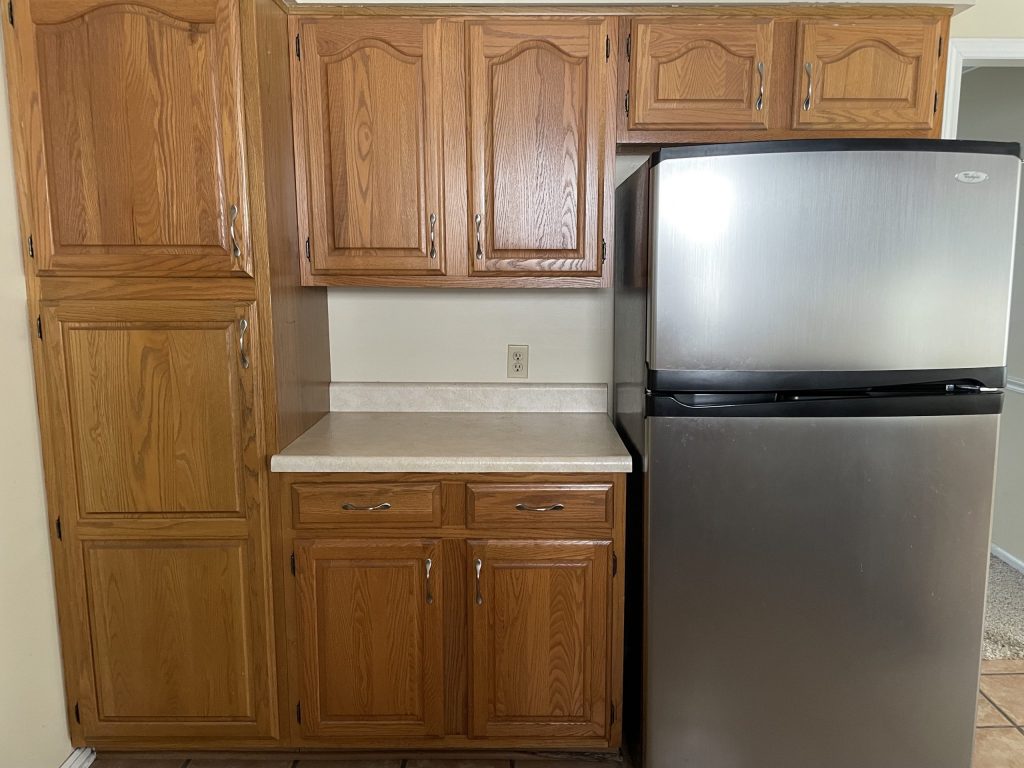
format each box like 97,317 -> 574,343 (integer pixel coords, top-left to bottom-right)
280,473 -> 626,750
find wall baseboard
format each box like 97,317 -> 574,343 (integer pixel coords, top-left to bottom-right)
58,748 -> 95,768
992,544 -> 1024,575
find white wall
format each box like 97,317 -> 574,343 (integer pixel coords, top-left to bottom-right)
956,65 -> 1024,563
0,39 -> 73,768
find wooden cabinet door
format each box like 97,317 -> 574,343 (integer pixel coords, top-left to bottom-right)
466,19 -> 611,276
70,536 -> 276,741
294,18 -> 445,276
630,18 -> 774,131
39,300 -> 261,522
295,539 -> 445,739
468,539 -> 611,740
11,0 -> 250,276
793,17 -> 943,131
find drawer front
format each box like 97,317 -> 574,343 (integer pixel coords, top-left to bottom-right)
467,483 -> 613,530
293,482 -> 442,528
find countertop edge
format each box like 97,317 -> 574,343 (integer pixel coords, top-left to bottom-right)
269,456 -> 634,474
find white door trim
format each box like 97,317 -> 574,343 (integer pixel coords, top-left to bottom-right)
942,38 -> 1024,138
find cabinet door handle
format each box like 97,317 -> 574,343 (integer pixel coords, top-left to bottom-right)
474,558 -> 483,605
474,214 -> 484,260
229,203 -> 242,260
755,61 -> 765,111
341,502 -> 392,511
238,318 -> 250,370
425,558 -> 434,605
515,502 -> 565,512
802,62 -> 813,111
429,213 -> 437,260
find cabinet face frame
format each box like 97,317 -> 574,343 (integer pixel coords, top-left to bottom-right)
8,0 -> 253,278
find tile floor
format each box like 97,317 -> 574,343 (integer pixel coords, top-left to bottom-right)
90,677 -> 1024,768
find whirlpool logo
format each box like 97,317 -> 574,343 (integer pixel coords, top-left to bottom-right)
955,170 -> 991,184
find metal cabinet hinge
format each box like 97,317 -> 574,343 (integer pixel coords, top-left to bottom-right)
290,552 -> 296,575
611,703 -> 616,724
606,35 -> 610,60
938,36 -> 943,58
7,1 -> 13,27
601,239 -> 607,264
36,315 -> 42,340
296,701 -> 302,723
295,34 -> 301,60
27,234 -> 34,259
625,33 -> 631,62
612,552 -> 618,576
74,702 -> 80,724
55,516 -> 62,541
304,237 -> 311,262
624,90 -> 630,116
934,91 -> 939,114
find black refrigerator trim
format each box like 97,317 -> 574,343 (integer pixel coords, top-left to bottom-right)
647,391 -> 1004,418
650,139 -> 1022,165
648,366 -> 1007,393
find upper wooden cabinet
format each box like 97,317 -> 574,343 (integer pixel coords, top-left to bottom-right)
794,17 -> 944,131
11,0 -> 251,277
620,8 -> 950,143
628,17 -> 775,131
293,18 -> 445,277
466,19 -> 610,277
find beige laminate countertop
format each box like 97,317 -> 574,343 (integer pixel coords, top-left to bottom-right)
269,411 -> 633,474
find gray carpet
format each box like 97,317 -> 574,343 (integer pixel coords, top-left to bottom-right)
985,556 -> 1024,660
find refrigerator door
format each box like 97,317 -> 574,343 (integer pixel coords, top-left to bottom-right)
649,141 -> 1021,391
644,406 -> 999,768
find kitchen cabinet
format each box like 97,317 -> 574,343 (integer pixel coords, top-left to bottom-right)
279,472 -> 625,749
292,16 -> 615,287
293,18 -> 446,277
468,539 -> 612,740
294,539 -> 445,738
620,7 -> 950,143
794,17 -> 944,131
13,0 -> 251,277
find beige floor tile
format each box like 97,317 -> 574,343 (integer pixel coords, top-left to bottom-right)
973,727 -> 1024,768
981,675 -> 1024,724
978,692 -> 1013,727
982,660 -> 1024,674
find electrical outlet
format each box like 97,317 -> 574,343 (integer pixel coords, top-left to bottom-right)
507,345 -> 529,379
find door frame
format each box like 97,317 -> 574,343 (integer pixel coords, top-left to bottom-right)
941,38 -> 1024,140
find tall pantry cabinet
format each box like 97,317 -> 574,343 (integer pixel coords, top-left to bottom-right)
2,0 -> 330,747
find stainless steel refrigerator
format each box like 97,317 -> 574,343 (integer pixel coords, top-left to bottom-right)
613,140 -> 1022,768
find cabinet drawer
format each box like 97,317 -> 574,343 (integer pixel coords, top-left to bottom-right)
466,482 -> 613,530
293,482 -> 442,528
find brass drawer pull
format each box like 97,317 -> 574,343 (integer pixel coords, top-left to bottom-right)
515,502 -> 565,512
341,502 -> 392,511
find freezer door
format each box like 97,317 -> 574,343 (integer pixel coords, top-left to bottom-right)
650,144 -> 1020,384
644,412 -> 999,768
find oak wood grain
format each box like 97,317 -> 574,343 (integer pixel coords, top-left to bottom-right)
466,482 -> 613,530
295,539 -> 445,739
293,481 -> 442,528
25,0 -> 251,276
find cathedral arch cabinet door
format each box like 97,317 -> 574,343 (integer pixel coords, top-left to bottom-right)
293,17 -> 445,277
793,16 -> 945,131
629,17 -> 775,131
7,0 -> 251,276
36,300 -> 277,742
468,539 -> 612,741
466,18 -> 613,277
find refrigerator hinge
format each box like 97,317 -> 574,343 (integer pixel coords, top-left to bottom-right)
934,91 -> 938,113
27,234 -> 34,259
625,33 -> 631,62
36,315 -> 42,340
295,33 -> 301,60
296,701 -> 302,723
7,1 -> 12,27
74,702 -> 80,724
290,552 -> 296,575
601,239 -> 607,264
606,35 -> 610,60
55,516 -> 62,541
624,90 -> 630,116
304,236 -> 311,262
612,552 -> 618,577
